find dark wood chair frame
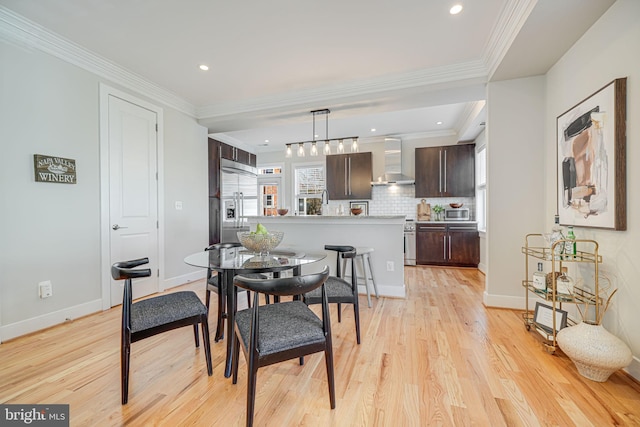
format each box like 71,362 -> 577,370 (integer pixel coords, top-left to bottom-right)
231,267 -> 335,427
112,257 -> 213,405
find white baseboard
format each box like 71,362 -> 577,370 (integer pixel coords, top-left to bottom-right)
0,299 -> 102,342
482,291 -> 531,310
163,270 -> 206,290
624,356 -> 640,383
357,283 -> 406,299
477,261 -> 487,275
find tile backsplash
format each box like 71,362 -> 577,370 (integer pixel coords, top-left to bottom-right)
325,185 -> 475,220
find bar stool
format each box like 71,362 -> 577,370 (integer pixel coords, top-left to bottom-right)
342,247 -> 379,307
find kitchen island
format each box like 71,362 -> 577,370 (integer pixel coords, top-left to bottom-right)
247,215 -> 406,298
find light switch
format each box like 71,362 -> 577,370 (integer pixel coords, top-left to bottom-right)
175,201 -> 183,210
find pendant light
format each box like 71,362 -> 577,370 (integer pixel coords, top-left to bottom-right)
351,137 -> 359,153
283,108 -> 357,158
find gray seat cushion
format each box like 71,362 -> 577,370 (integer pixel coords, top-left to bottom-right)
131,291 -> 207,333
235,301 -> 324,356
305,275 -> 352,300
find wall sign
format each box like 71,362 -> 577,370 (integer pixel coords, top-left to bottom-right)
34,154 -> 77,184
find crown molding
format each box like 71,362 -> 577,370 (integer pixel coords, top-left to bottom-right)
482,0 -> 538,79
0,6 -> 196,117
1,0 -> 533,121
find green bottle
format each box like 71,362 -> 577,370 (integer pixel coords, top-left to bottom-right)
565,226 -> 576,257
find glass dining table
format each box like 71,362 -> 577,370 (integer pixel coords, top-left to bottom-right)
184,247 -> 326,378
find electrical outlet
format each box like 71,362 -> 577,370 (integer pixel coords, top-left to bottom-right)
386,261 -> 394,272
175,201 -> 183,210
39,280 -> 53,298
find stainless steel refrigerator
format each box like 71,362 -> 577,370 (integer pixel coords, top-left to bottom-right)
220,158 -> 258,243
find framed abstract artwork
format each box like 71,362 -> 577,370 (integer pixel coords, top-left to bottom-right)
556,78 -> 627,230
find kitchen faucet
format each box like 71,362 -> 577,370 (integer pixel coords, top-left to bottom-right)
321,189 -> 329,205
320,189 -> 329,215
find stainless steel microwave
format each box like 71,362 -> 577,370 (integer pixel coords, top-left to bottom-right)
444,208 -> 470,221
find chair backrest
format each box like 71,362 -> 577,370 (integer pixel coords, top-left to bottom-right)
234,267 -> 332,347
111,258 -> 152,332
324,245 -> 355,278
234,267 -> 330,298
204,242 -> 242,280
205,242 -> 242,251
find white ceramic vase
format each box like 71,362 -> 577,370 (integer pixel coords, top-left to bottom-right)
557,322 -> 632,382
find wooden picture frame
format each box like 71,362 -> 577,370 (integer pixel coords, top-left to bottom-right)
556,78 -> 626,230
533,302 -> 568,334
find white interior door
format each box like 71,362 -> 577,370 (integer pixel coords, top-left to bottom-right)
108,95 -> 159,306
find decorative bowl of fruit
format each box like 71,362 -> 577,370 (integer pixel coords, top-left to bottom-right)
238,223 -> 284,255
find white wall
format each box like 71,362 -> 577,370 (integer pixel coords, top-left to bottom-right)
0,40 -> 208,340
484,76 -> 545,309
544,0 -> 640,378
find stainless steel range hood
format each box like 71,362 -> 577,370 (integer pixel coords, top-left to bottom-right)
371,138 -> 414,186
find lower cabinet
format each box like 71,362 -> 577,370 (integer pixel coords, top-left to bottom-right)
417,223 -> 479,267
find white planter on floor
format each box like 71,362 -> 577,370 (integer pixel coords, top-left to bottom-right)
557,322 -> 632,382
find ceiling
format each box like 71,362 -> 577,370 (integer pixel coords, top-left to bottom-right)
0,0 -> 615,153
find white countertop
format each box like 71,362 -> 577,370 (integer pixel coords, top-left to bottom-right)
248,215 -> 405,224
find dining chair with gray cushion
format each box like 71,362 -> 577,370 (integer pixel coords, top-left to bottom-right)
304,245 -> 360,344
231,267 -> 335,427
112,257 -> 212,404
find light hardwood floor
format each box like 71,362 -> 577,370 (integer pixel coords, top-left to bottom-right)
1,266 -> 639,426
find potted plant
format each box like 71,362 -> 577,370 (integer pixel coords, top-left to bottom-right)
432,204 -> 444,221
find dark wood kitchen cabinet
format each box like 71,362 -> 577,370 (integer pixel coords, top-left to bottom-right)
208,138 -> 221,198
326,152 -> 372,200
416,222 -> 479,267
220,141 -> 256,166
415,144 -> 475,197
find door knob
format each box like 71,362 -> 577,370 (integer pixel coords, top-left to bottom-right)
112,224 -> 128,230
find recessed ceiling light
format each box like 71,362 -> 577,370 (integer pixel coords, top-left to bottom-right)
371,128 -> 376,132
199,64 -> 209,71
436,121 -> 443,125
264,139 -> 269,143
450,4 -> 463,15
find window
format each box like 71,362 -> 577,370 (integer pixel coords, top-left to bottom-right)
476,145 -> 486,232
294,163 -> 325,215
258,165 -> 282,216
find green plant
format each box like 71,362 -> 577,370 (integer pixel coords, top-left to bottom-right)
432,205 -> 444,213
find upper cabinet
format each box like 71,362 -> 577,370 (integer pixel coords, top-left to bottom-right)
326,152 -> 372,200
220,141 -> 256,167
415,144 -> 475,197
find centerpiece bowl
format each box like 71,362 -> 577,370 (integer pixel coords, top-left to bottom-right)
449,203 -> 464,208
350,207 -> 363,216
238,231 -> 284,255
276,208 -> 289,216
